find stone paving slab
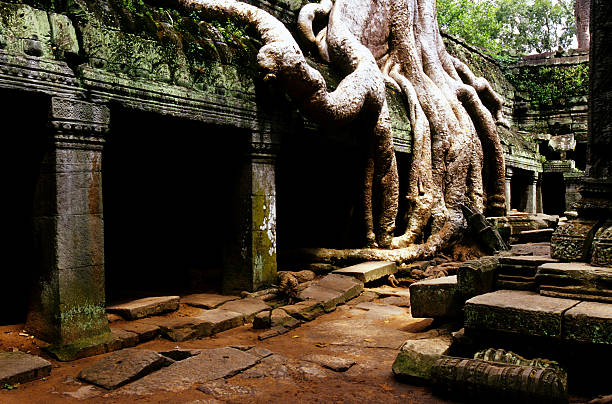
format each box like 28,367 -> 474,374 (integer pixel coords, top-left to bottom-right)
279,300 -> 324,321
302,354 -> 355,372
114,347 -> 260,396
332,261 -> 397,283
298,284 -> 345,311
498,255 -> 558,266
366,287 -> 411,298
298,274 -> 364,312
141,317 -> 212,342
217,298 -> 270,322
409,276 -> 462,318
0,351 -> 51,386
195,309 -> 245,334
181,293 -> 240,309
464,290 -> 580,339
564,301 -> 612,345
106,329 -> 139,352
112,321 -> 160,342
78,348 -> 172,390
107,296 -> 180,320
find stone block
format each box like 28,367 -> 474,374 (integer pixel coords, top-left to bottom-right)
45,332 -> 114,361
107,296 -> 180,320
332,261 -> 397,283
536,262 -> 612,303
297,285 -> 344,312
464,290 -> 579,339
270,309 -> 299,328
516,228 -> 554,243
0,352 -> 51,386
302,354 -> 355,372
196,309 -> 245,334
457,257 -> 497,297
392,335 -> 452,383
78,348 -> 172,390
551,219 -> 599,261
591,221 -> 612,266
281,300 -> 325,321
217,298 -> 269,322
105,329 -> 139,352
410,276 -> 462,318
181,293 -> 240,309
252,310 -> 271,329
564,301 -> 612,345
113,321 -> 160,342
144,317 -> 212,342
316,273 -> 364,301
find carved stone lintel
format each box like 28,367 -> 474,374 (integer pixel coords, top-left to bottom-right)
551,219 -> 599,261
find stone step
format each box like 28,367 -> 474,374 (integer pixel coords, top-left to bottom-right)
564,301 -> 612,345
332,261 -> 397,283
107,296 -> 180,320
464,290 -> 580,339
536,262 -> 612,303
216,298 -> 270,322
409,275 -> 462,318
0,352 -> 51,386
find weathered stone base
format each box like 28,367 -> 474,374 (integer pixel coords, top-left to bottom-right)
591,221 -> 612,266
536,262 -> 612,303
0,352 -> 52,386
551,219 -> 599,261
409,276 -> 462,318
45,332 -> 116,362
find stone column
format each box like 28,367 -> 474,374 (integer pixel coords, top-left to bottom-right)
223,140 -> 278,293
536,175 -> 544,213
525,171 -> 538,214
504,167 -> 513,214
26,97 -> 111,354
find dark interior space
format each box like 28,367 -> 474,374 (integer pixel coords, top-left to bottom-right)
276,126 -> 366,254
103,107 -> 245,303
0,91 -> 48,325
541,172 -> 566,215
510,168 -> 530,211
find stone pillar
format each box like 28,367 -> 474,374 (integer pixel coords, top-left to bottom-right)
525,171 -> 538,214
26,97 -> 111,352
223,140 -> 278,293
536,175 -> 544,213
505,167 -> 513,214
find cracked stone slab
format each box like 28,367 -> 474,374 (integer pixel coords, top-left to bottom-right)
114,347 -> 260,396
107,296 -> 180,320
464,290 -> 580,339
181,294 -> 240,309
281,300 -> 324,321
298,274 -> 364,311
302,354 -> 355,372
78,348 -> 172,390
197,379 -> 255,399
333,261 -> 397,283
0,351 -> 51,386
141,317 -> 212,342
217,298 -> 270,322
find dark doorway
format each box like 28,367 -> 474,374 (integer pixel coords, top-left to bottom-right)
510,168 -> 530,212
541,172 -> 566,215
103,107 -> 245,303
0,91 -> 48,325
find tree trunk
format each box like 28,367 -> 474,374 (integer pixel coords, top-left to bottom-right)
575,0 -> 590,49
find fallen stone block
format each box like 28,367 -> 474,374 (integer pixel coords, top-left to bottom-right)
302,354 -> 355,372
332,261 -> 397,283
105,328 -> 139,352
78,348 -> 172,390
457,256 -> 497,297
392,335 -> 452,383
410,276 -> 462,318
298,284 -> 345,312
464,290 -> 579,339
217,298 -> 270,322
252,310 -> 271,329
143,317 -> 212,342
270,309 -> 300,329
516,228 -> 555,243
180,293 -> 239,309
431,356 -> 567,404
564,301 -> 612,345
0,352 -> 51,386
537,262 -> 612,303
495,255 -> 557,292
112,321 -> 160,343
107,296 -> 179,320
257,326 -> 291,341
195,309 -> 245,334
316,273 -> 364,302
281,300 -> 325,321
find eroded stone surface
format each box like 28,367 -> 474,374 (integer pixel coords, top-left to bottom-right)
0,351 -> 51,386
464,290 -> 580,338
297,274 -> 363,312
107,296 -> 179,320
112,321 -> 160,342
217,298 -> 269,322
142,317 -> 212,342
537,262 -> 612,303
78,348 -> 172,390
181,294 -> 240,309
392,335 -> 452,382
332,261 -> 397,283
195,309 -> 245,334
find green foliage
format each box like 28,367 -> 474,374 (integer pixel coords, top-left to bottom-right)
437,0 -> 576,55
2,383 -> 19,390
508,63 -> 588,108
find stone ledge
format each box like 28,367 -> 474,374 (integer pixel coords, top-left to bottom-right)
332,261 -> 397,283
